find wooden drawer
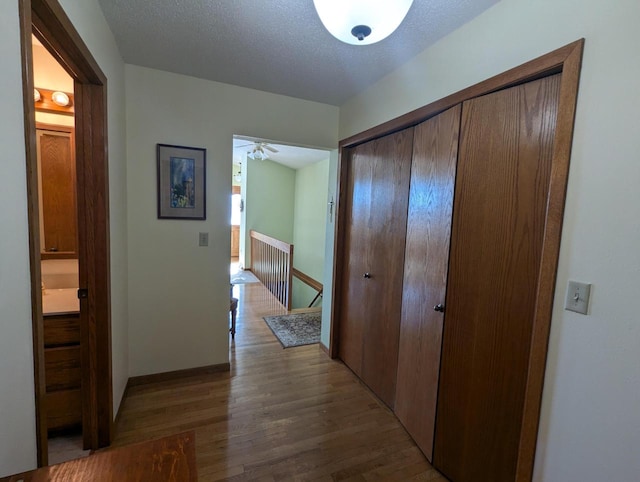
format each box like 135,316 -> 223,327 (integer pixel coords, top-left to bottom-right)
44,313 -> 80,347
45,346 -> 81,392
46,388 -> 82,431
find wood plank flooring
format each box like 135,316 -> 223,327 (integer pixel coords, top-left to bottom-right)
113,282 -> 446,481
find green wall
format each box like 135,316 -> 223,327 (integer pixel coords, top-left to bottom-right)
244,158 -> 296,267
243,155 -> 331,313
292,159 -> 330,309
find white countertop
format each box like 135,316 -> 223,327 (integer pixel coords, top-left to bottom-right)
42,288 -> 79,315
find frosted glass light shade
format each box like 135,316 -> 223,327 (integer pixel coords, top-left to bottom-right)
248,147 -> 267,161
313,0 -> 414,45
51,91 -> 70,106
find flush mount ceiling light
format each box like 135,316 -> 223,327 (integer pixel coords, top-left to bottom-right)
313,0 -> 414,45
51,91 -> 70,107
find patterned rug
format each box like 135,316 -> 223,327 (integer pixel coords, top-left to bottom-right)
263,312 -> 321,348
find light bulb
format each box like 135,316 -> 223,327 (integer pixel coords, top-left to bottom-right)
51,91 -> 70,107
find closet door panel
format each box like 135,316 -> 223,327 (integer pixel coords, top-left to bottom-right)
338,128 -> 413,407
434,74 -> 561,481
338,148 -> 373,377
359,129 -> 413,408
394,105 -> 461,461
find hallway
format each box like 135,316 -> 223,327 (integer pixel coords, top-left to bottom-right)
112,282 -> 445,480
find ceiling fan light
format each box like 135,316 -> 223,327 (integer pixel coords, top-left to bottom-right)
251,146 -> 268,161
313,0 -> 414,46
51,91 -> 70,107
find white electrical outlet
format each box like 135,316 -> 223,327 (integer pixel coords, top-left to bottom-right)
565,280 -> 591,315
198,232 -> 209,247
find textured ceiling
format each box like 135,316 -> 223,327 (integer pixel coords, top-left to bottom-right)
233,136 -> 330,170
98,0 -> 499,106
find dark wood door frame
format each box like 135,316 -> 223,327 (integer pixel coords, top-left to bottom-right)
19,0 -> 113,466
330,40 -> 584,481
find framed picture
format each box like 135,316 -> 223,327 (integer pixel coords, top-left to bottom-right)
157,143 -> 206,220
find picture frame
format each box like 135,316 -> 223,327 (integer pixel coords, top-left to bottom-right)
157,143 -> 206,220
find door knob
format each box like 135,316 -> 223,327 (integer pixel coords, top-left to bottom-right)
434,303 -> 445,312
363,272 -> 371,279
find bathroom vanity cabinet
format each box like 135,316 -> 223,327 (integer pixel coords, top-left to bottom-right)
43,313 -> 82,432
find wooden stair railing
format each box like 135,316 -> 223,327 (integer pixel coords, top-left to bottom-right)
250,230 -> 294,310
292,268 -> 323,308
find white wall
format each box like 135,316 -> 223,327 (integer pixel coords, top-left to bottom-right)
339,0 -> 640,480
57,0 -> 130,426
0,0 -> 128,477
0,2 -> 39,475
33,43 -> 74,128
125,65 -> 339,376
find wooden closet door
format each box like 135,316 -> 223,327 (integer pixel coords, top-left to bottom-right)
338,128 -> 413,407
394,105 -> 461,461
434,74 -> 561,481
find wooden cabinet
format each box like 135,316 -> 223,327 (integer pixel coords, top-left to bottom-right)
37,127 -> 77,256
231,225 -> 240,257
338,128 -> 413,408
43,313 -> 82,432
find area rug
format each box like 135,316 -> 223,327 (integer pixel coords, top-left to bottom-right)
230,270 -> 260,284
263,312 -> 321,348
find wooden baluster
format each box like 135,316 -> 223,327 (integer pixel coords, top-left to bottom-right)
279,250 -> 283,305
284,251 -> 288,308
269,245 -> 274,296
288,245 -> 294,311
249,231 -> 295,310
282,250 -> 286,306
273,249 -> 277,303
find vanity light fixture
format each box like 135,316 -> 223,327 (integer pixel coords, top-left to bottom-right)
313,0 -> 414,45
34,87 -> 74,116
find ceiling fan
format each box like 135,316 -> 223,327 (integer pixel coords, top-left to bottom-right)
237,141 -> 279,161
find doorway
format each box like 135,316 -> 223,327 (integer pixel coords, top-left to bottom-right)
33,38 -> 83,460
19,0 -> 113,467
232,134 -> 331,311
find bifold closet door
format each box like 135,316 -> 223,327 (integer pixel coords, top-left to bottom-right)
338,128 -> 413,408
394,105 -> 461,461
434,74 -> 562,481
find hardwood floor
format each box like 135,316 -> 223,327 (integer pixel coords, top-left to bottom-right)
113,282 -> 446,481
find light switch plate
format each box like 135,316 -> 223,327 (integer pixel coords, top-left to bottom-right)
198,232 -> 209,247
565,280 -> 591,315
